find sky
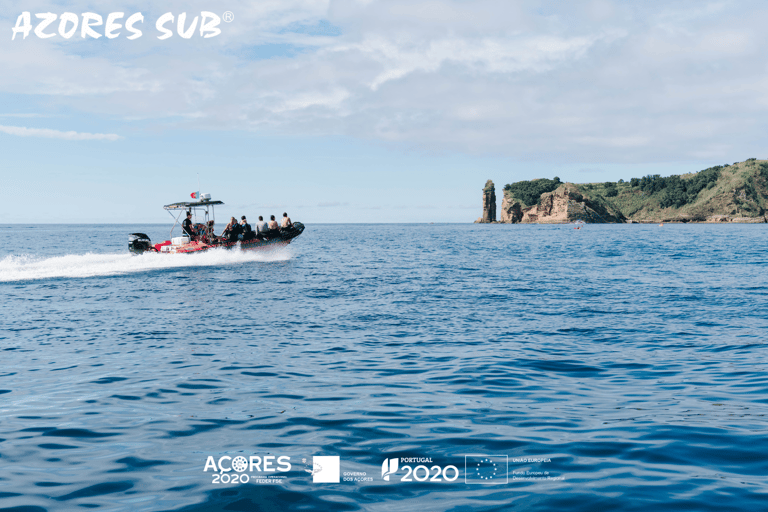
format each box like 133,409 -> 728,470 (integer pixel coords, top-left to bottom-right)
2,0 -> 768,223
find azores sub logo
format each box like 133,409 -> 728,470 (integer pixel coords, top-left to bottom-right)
381,458 -> 399,481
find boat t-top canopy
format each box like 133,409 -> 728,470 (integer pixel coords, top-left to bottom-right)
163,198 -> 224,239
164,200 -> 224,210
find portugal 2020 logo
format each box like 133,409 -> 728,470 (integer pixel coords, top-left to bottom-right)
381,458 -> 399,481
380,457 -> 458,482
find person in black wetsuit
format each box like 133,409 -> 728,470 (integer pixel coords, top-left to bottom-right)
239,216 -> 254,240
222,217 -> 242,242
230,217 -> 243,241
182,212 -> 195,239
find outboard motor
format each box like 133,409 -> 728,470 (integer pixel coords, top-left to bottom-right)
129,233 -> 152,255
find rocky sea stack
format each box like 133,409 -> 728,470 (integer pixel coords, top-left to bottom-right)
475,180 -> 497,223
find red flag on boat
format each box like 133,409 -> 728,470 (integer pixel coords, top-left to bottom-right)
191,192 -> 198,199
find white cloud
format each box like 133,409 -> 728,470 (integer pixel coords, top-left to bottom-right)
2,0 -> 768,160
268,87 -> 350,112
0,125 -> 122,141
0,113 -> 51,117
338,32 -> 607,90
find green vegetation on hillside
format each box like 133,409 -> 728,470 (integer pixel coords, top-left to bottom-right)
628,166 -> 721,208
503,177 -> 561,206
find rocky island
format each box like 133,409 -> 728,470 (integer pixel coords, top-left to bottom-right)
476,158 -> 768,223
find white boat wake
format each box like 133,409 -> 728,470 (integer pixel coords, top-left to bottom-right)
0,248 -> 291,283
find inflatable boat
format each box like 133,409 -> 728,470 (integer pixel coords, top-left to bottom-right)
128,195 -> 304,255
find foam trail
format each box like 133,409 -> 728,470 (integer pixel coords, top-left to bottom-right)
0,248 -> 291,283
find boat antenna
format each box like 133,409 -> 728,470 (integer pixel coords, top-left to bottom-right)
197,173 -> 206,223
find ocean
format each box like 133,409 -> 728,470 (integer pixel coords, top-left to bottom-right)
1,223 -> 767,511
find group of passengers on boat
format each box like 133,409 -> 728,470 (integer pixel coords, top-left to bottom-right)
182,212 -> 293,244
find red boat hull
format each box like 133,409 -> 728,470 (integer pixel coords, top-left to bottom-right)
130,223 -> 305,255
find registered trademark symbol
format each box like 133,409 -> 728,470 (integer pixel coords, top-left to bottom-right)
223,11 -> 234,23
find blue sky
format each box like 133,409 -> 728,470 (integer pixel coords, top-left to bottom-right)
2,0 -> 767,223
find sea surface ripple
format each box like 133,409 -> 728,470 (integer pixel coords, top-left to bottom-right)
1,223 -> 767,511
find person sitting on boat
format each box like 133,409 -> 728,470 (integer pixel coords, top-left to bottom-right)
221,217 -> 238,242
256,216 -> 268,235
240,216 -> 254,241
281,212 -> 293,229
205,220 -> 217,243
182,212 -> 196,240
266,215 -> 280,239
254,216 -> 268,240
231,217 -> 243,240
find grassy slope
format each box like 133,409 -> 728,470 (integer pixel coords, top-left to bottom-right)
504,159 -> 768,222
568,186 -> 627,222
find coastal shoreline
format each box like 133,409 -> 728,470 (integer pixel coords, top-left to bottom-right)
477,159 -> 768,224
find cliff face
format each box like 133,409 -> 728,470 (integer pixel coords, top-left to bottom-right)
499,195 -> 524,223
476,180 -> 497,223
500,185 -> 626,223
490,159 -> 768,223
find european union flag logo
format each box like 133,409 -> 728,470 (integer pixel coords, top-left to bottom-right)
464,455 -> 508,484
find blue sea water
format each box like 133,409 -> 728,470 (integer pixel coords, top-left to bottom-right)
1,223 -> 767,511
